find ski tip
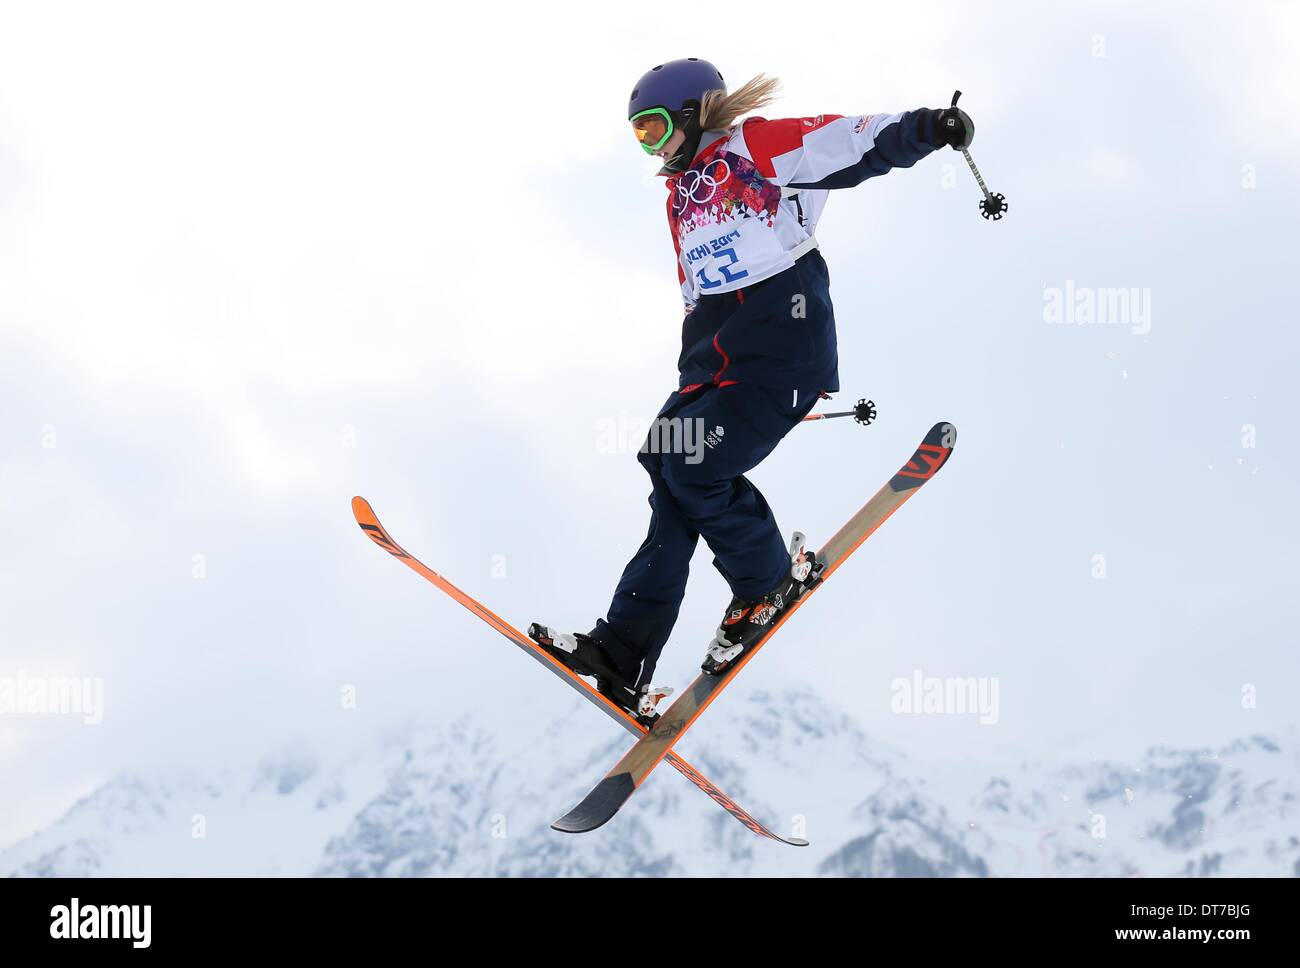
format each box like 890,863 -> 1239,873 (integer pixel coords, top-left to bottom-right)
889,422 -> 957,492
926,421 -> 956,445
351,495 -> 372,518
550,773 -> 636,835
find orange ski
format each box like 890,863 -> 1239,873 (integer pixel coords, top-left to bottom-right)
552,422 -> 956,834
351,496 -> 807,846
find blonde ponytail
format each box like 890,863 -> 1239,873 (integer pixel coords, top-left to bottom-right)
699,73 -> 781,131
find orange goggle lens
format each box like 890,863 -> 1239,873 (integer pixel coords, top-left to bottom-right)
631,110 -> 672,153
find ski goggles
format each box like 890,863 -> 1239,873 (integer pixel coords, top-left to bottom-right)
631,107 -> 673,154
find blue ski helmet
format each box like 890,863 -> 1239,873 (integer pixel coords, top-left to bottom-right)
628,58 -> 725,173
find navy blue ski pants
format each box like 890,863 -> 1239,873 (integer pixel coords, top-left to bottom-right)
589,382 -> 818,685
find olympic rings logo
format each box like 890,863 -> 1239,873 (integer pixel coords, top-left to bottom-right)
675,158 -> 731,206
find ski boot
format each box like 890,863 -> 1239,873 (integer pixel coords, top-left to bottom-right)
701,532 -> 821,676
527,623 -> 673,727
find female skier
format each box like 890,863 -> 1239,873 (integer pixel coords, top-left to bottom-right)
530,58 -> 972,718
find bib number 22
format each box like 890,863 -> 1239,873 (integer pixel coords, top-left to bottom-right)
697,248 -> 748,290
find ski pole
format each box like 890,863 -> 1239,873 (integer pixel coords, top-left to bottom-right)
802,398 -> 876,426
950,91 -> 1008,221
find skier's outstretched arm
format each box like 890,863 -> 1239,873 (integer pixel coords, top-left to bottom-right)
739,102 -> 973,190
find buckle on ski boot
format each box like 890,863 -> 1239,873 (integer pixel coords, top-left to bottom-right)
528,623 -> 571,652
790,532 -> 826,593
528,623 -> 667,726
598,680 -> 672,727
703,628 -> 745,675
635,684 -> 673,723
789,531 -> 814,584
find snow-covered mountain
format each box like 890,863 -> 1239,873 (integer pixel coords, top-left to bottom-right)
4,689 -> 1297,877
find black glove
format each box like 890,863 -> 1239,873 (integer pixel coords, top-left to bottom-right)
931,91 -> 974,149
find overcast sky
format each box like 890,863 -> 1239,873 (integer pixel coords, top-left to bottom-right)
2,0 -> 1297,848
